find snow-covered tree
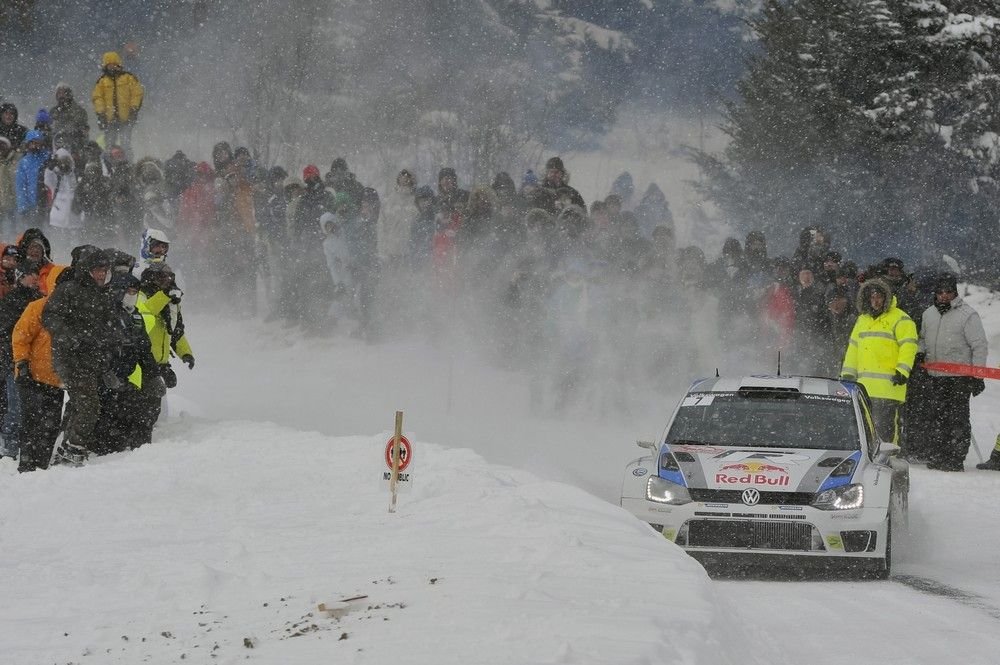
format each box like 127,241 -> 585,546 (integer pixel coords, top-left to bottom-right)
186,0 -> 636,178
695,0 -> 1000,272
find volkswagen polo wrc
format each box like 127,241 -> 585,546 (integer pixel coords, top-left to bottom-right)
620,376 -> 909,577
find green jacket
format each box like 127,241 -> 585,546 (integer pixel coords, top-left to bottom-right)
0,150 -> 18,214
138,290 -> 193,364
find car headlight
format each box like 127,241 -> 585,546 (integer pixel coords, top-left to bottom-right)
646,476 -> 692,505
812,484 -> 864,510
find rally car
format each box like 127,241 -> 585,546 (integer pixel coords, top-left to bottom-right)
620,376 -> 909,578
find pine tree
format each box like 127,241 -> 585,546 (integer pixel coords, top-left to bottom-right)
695,0 -> 1000,272
870,1 -> 1000,270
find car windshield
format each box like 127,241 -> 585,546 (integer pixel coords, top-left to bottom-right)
665,391 -> 860,451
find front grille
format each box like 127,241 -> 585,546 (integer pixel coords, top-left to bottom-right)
686,519 -> 814,551
689,489 -> 814,506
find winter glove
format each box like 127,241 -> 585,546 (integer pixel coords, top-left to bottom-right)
970,378 -> 986,397
15,360 -> 31,383
102,370 -> 122,390
96,116 -> 107,131
161,365 -> 177,389
891,371 -> 908,386
181,354 -> 195,370
167,288 -> 183,304
147,376 -> 167,398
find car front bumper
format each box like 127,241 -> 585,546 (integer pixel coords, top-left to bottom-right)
621,497 -> 890,559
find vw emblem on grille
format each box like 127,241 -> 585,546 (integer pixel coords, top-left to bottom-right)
741,488 -> 761,506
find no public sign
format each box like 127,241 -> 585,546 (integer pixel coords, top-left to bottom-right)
384,435 -> 413,473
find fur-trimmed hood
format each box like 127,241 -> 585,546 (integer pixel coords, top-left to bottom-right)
857,277 -> 894,316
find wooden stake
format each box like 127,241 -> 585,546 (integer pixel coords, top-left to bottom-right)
389,410 -> 403,513
318,596 -> 368,612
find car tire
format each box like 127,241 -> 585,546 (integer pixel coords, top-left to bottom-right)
873,516 -> 892,580
894,490 -> 909,533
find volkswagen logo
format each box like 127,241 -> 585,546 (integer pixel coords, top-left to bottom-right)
741,488 -> 761,506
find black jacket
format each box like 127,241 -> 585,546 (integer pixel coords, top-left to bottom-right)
292,182 -> 334,246
112,305 -> 159,384
0,103 -> 27,150
42,268 -> 123,378
437,187 -> 470,214
0,284 -> 42,371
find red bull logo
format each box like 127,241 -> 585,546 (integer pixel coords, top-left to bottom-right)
715,462 -> 789,487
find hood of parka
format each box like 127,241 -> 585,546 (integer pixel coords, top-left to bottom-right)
857,277 -> 894,317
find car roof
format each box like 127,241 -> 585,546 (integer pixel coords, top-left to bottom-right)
688,375 -> 857,398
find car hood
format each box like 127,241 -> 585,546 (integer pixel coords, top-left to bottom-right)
663,444 -> 859,494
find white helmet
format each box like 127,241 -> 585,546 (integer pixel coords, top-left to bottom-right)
141,228 -> 171,262
146,228 -> 170,245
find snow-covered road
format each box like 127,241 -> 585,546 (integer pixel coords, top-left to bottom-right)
717,463 -> 1000,665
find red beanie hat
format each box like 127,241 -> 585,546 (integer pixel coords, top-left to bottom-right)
303,165 -> 320,181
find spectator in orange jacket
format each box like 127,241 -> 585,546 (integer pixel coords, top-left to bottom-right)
12,292 -> 64,472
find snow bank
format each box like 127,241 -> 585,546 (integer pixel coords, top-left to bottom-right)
0,419 -> 754,664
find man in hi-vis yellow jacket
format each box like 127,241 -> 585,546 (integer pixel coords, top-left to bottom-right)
841,278 -> 918,443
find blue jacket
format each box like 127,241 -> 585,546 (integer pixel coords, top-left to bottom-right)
15,149 -> 50,213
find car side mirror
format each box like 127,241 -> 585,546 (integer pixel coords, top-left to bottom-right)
637,440 -> 657,453
878,442 -> 900,457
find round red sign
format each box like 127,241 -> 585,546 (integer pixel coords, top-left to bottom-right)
384,435 -> 412,472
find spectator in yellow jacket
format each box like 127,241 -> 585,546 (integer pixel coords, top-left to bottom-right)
92,51 -> 143,158
137,262 -> 194,391
840,278 -> 919,443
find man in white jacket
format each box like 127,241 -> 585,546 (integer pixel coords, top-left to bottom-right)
917,273 -> 988,471
377,169 -> 417,329
378,169 -> 416,264
45,148 -> 83,248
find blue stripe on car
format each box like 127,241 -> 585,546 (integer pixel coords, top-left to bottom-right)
817,450 -> 862,492
658,444 -> 688,486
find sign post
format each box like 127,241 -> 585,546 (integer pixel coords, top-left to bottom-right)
382,412 -> 413,511
389,411 -> 404,513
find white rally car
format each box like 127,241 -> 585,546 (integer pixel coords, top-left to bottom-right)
620,376 -> 909,578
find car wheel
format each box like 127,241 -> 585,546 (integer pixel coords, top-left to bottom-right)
894,490 -> 909,533
873,516 -> 892,580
